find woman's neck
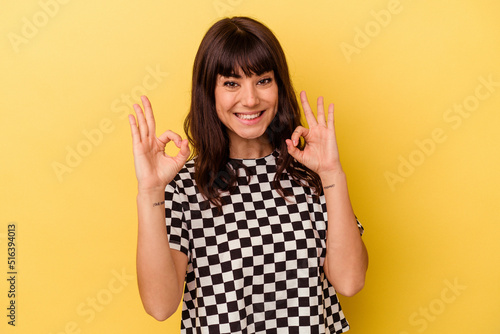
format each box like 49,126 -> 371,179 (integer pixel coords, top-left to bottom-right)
228,135 -> 274,159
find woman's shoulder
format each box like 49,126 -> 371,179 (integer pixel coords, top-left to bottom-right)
168,158 -> 197,191
179,158 -> 196,177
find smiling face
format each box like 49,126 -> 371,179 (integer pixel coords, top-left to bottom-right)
214,67 -> 278,156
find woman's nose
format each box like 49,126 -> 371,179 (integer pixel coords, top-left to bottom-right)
241,85 -> 260,107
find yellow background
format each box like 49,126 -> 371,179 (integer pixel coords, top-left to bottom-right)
1,0 -> 499,333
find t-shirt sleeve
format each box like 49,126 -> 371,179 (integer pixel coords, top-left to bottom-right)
165,179 -> 190,258
355,216 -> 364,236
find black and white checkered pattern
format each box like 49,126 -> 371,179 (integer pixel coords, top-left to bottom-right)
165,151 -> 363,334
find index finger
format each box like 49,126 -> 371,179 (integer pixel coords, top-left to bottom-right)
300,91 -> 318,127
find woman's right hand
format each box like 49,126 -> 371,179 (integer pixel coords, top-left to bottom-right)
128,96 -> 190,193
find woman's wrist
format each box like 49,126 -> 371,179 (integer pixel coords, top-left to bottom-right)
137,182 -> 167,195
137,187 -> 166,202
318,169 -> 346,186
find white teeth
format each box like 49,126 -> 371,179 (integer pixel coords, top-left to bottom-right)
236,112 -> 262,120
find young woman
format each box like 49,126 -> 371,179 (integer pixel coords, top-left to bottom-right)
129,16 -> 368,334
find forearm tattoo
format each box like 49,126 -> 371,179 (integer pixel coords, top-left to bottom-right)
153,201 -> 165,207
323,184 -> 335,190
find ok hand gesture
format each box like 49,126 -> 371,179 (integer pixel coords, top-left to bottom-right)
286,91 -> 343,178
128,96 -> 190,192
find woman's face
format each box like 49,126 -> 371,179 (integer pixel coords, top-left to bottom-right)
214,67 -> 278,148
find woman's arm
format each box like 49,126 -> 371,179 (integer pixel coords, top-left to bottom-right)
128,96 -> 191,320
286,91 -> 368,297
136,189 -> 188,320
319,170 -> 367,297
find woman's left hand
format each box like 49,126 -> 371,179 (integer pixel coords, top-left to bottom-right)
286,91 -> 343,177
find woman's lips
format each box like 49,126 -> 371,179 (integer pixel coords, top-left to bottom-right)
235,111 -> 264,120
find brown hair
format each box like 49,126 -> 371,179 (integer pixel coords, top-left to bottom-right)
184,16 -> 321,209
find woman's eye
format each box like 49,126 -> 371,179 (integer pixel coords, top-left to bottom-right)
224,81 -> 238,88
258,78 -> 272,85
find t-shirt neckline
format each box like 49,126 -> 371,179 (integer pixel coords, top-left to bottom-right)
228,150 -> 278,166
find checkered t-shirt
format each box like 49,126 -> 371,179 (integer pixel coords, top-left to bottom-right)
165,151 -> 364,334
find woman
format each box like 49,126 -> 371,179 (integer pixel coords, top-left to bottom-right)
129,16 -> 368,333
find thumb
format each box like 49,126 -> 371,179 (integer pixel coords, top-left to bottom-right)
175,139 -> 191,164
286,139 -> 303,163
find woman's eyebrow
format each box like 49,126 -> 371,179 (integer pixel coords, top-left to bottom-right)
223,73 -> 242,79
220,70 -> 272,79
